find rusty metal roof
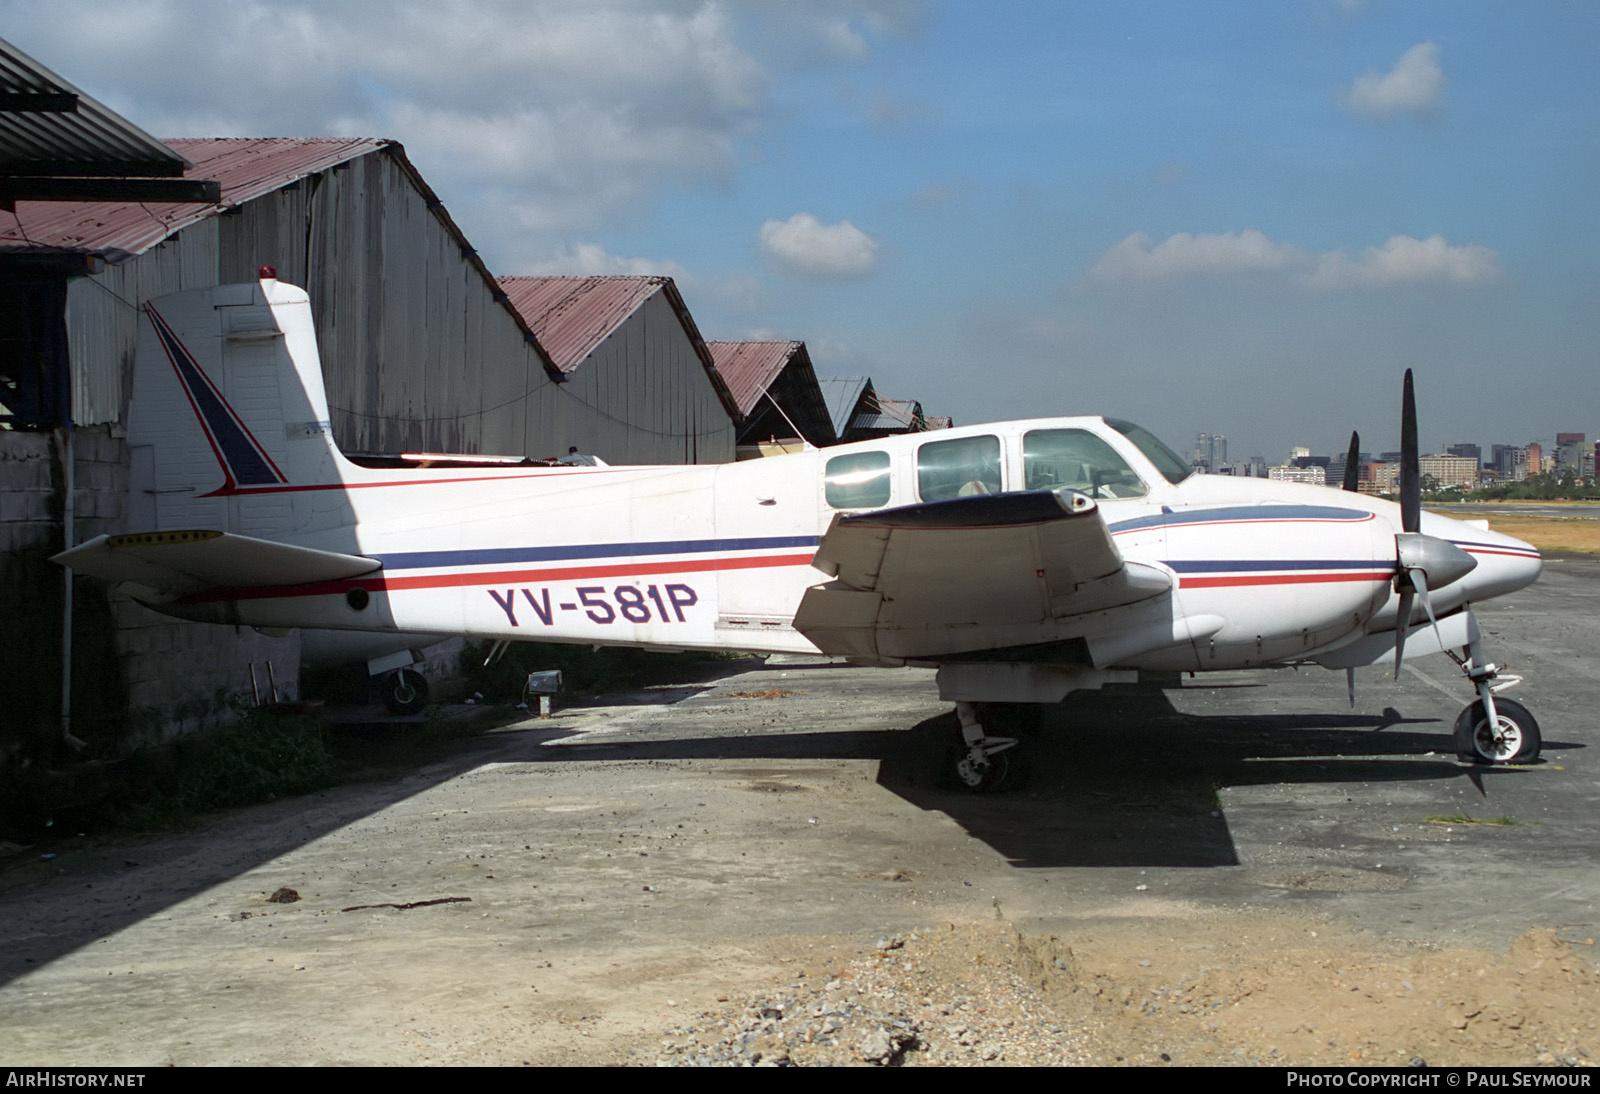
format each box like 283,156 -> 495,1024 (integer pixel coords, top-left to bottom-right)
497,276 -> 667,372
706,340 -> 803,417
0,136 -> 386,259
499,274 -> 740,422
0,37 -> 190,179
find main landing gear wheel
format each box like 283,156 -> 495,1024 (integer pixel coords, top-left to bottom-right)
383,668 -> 429,716
943,702 -> 1029,793
1454,696 -> 1540,765
947,742 -> 1018,793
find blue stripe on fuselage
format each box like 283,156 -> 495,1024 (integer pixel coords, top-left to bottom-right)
378,535 -> 821,572
1167,559 -> 1388,573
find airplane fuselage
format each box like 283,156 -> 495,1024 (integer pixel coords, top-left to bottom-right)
168,416 -> 1541,676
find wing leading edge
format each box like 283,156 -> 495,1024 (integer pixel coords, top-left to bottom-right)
793,488 -> 1171,662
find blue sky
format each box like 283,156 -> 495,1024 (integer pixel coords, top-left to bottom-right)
6,1 -> 1596,462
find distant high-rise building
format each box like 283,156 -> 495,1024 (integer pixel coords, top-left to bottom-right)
1327,449 -> 1371,489
1359,462 -> 1400,495
1420,454 -> 1480,491
1447,442 -> 1481,463
1191,432 -> 1228,473
1556,433 -> 1587,473
1526,441 -> 1543,475
1269,464 -> 1326,486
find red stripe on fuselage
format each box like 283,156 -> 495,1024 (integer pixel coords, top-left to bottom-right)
203,469 -> 629,497
1460,546 -> 1540,559
184,550 -> 818,603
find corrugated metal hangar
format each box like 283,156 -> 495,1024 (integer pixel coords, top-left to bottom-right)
498,275 -> 737,464
0,36 -> 938,781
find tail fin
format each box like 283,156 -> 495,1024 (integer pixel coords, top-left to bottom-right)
129,274 -> 357,538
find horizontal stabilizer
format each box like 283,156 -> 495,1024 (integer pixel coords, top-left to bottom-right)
54,530 -> 380,596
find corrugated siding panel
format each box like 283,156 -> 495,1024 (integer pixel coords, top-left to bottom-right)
64,218 -> 220,425
541,291 -> 732,465
59,144 -> 725,465
297,150 -> 546,458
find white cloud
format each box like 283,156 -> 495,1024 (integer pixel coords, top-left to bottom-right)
1090,230 -> 1501,292
1345,42 -> 1445,119
759,213 -> 880,278
519,243 -> 691,282
741,1 -> 929,66
1090,230 -> 1304,281
700,272 -> 769,314
1307,234 -> 1501,289
3,0 -> 769,256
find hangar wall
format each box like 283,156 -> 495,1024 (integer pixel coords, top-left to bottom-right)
521,288 -> 736,465
4,140 -> 738,771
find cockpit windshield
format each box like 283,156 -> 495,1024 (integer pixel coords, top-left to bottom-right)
1106,419 -> 1193,484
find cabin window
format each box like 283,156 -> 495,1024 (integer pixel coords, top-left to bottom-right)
917,434 -> 1001,502
1023,428 -> 1148,498
825,450 -> 892,509
1106,418 -> 1193,484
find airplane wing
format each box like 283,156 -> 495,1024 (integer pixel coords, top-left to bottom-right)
793,488 -> 1171,662
53,530 -> 381,598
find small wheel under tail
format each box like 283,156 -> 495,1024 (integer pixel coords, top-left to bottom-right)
383,668 -> 429,716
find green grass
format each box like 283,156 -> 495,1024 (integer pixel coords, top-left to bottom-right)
1424,813 -> 1535,827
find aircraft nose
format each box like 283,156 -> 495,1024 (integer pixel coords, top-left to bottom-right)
1460,528 -> 1542,600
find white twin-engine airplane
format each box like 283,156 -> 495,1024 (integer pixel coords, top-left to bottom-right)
57,274 -> 1545,790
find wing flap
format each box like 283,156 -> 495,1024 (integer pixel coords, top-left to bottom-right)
54,530 -> 380,596
794,489 -> 1173,660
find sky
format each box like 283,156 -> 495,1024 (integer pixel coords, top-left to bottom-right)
5,0 -> 1597,462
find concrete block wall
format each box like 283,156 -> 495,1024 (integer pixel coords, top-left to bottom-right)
1,430 -> 63,767
2,425 -> 302,765
0,430 -> 55,550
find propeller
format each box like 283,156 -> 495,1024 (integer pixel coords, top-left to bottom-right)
1389,369 -> 1476,679
1341,430 -> 1361,703
1341,430 -> 1360,492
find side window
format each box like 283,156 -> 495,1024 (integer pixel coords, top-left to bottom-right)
917,434 -> 1001,502
1023,428 -> 1148,498
825,450 -> 892,509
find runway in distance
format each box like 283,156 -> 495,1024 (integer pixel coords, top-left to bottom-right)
56,273 -> 1544,789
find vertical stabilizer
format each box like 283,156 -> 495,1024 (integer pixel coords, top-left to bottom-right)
128,275 -> 357,538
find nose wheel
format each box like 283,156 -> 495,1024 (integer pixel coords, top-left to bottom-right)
1448,610 -> 1540,765
1455,696 -> 1540,765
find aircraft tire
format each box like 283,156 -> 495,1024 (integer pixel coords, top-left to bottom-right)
943,739 -> 1028,793
1454,696 -> 1540,765
383,668 -> 429,716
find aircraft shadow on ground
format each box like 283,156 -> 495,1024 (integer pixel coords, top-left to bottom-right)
519,683 -> 1554,871
0,678 -> 1564,988
874,687 -> 1478,870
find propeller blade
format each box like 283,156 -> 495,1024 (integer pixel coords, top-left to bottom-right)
1342,430 -> 1361,492
1393,588 -> 1413,680
1346,667 -> 1357,708
1400,369 -> 1420,534
1410,568 -> 1447,652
